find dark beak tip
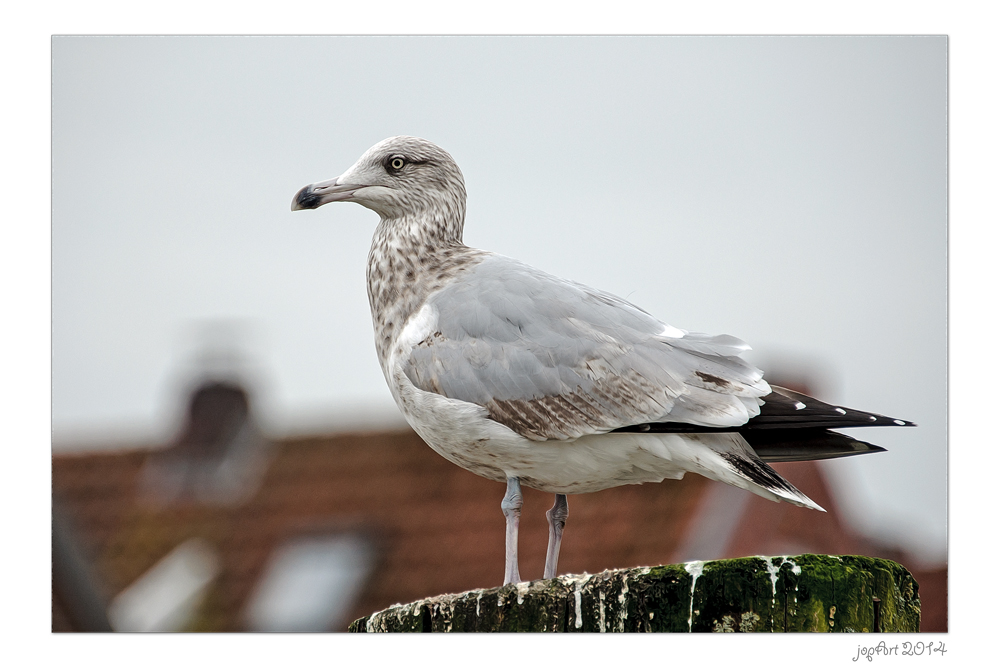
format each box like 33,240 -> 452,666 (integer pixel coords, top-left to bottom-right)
291,185 -> 321,211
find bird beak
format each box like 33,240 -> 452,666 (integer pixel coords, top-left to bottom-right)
291,177 -> 365,211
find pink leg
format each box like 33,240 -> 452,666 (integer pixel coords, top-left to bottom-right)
543,494 -> 568,579
501,477 -> 523,585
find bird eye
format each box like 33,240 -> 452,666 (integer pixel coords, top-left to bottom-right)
389,157 -> 406,171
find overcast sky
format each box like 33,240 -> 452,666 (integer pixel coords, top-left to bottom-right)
51,35 -> 946,563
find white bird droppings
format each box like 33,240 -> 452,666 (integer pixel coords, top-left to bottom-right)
516,581 -> 530,605
563,573 -> 593,629
764,557 -> 781,597
762,556 -> 800,597
684,561 -> 705,633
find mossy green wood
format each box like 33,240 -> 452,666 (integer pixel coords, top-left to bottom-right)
348,555 -> 920,632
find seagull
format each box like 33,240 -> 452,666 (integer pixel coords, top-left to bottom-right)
292,136 -> 914,586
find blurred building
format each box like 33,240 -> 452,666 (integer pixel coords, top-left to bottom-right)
52,378 -> 946,632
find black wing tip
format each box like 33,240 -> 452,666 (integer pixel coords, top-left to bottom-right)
744,429 -> 889,462
751,386 -> 918,430
862,416 -> 916,428
613,417 -> 916,434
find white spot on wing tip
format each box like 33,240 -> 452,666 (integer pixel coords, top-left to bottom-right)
835,407 -> 847,415
793,401 -> 806,410
894,419 -> 906,426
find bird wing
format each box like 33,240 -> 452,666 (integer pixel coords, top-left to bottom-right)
401,254 -> 771,441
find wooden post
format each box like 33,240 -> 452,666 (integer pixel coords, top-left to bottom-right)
348,554 -> 920,632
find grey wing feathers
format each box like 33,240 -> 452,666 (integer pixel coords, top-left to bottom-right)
403,255 -> 770,440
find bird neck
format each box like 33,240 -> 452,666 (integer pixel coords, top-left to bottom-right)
366,213 -> 486,366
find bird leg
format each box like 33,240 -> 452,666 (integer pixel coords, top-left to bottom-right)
501,477 -> 523,585
543,493 -> 568,579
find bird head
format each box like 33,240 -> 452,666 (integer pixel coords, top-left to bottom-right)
291,136 -> 467,224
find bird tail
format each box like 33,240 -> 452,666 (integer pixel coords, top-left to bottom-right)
686,432 -> 825,511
